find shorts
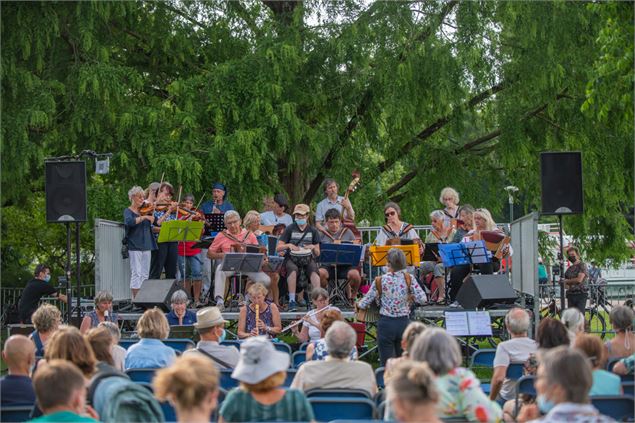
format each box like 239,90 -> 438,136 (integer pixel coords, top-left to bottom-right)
285,256 -> 319,277
178,255 -> 202,280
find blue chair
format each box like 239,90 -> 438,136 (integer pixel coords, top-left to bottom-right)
162,339 -> 196,352
125,368 -> 158,383
119,339 -> 138,349
591,396 -> 634,421
220,369 -> 239,390
306,388 -> 372,399
622,381 -> 634,396
160,401 -> 177,422
606,357 -> 621,372
506,363 -> 525,380
283,369 -> 297,387
220,340 -> 242,349
375,367 -> 385,389
513,375 -> 536,417
299,341 -> 309,351
309,397 -> 376,421
273,341 -> 292,355
292,350 -> 306,368
0,405 -> 34,423
469,349 -> 497,368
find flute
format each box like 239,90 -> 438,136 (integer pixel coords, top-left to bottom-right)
280,305 -> 332,333
255,304 -> 260,336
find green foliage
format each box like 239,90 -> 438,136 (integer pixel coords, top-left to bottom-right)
1,1 -> 633,280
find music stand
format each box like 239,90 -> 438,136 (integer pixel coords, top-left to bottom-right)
320,243 -> 363,306
221,253 -> 265,310
421,243 -> 440,262
438,241 -> 490,268
158,220 -> 205,285
262,256 -> 284,273
205,213 -> 225,233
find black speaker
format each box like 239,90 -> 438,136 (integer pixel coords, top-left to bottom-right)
456,274 -> 517,309
540,152 -> 583,215
132,279 -> 181,312
45,161 -> 87,222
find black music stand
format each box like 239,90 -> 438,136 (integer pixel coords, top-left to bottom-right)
205,213 -> 225,235
319,243 -> 363,307
262,256 -> 284,273
221,253 -> 264,309
421,243 -> 440,262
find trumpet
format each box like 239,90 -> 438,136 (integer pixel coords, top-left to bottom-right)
281,305 -> 332,333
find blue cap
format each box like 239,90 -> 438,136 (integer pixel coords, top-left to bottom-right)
212,182 -> 227,199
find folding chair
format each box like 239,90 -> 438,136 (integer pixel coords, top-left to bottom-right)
306,388 -> 372,399
125,368 -> 158,383
119,339 -> 138,349
283,368 -> 297,387
309,397 -> 376,421
162,338 -> 196,352
0,405 -> 34,423
591,396 -> 634,421
220,368 -> 239,390
273,341 -> 292,355
469,349 -> 497,394
292,350 -> 306,368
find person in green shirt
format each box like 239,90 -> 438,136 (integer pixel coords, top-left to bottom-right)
29,360 -> 98,423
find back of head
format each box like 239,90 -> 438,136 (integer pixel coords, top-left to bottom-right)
31,304 -> 61,333
505,308 -> 530,336
320,309 -> 343,334
86,326 -> 114,366
387,360 -> 439,406
387,248 -> 407,272
3,334 -> 35,370
402,322 -> 427,354
561,308 -> 585,333
34,360 -> 85,412
325,321 -> 356,359
137,307 -> 169,339
45,325 -> 96,378
99,321 -> 121,343
154,354 -> 219,410
610,305 -> 634,332
410,328 -> 461,375
574,334 -> 605,368
536,317 -> 570,349
540,346 -> 592,404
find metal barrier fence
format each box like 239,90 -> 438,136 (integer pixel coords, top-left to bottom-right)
1,285 -> 96,319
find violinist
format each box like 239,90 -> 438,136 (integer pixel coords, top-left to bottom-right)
177,194 -> 204,307
200,182 -> 234,215
123,186 -> 157,298
207,211 -> 270,311
315,178 -> 355,232
149,182 -> 179,280
451,204 -> 475,243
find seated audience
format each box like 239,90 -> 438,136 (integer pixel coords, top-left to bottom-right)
219,337 -> 315,422
291,321 -> 377,396
604,305 -> 634,359
154,355 -> 220,423
387,360 -> 442,423
165,290 -> 197,326
292,288 -> 335,343
613,352 -> 635,376
305,309 -> 357,361
45,325 -> 97,380
420,210 -> 455,303
517,347 -> 613,422
410,328 -> 502,421
561,307 -> 585,344
30,304 -> 61,357
184,307 -> 240,369
490,308 -> 537,404
99,321 -> 126,371
575,334 -> 622,396
237,283 -> 282,339
29,360 -> 99,423
80,290 -> 117,334
0,335 -> 36,405
384,321 -> 427,383
86,326 -> 121,375
125,308 -> 176,369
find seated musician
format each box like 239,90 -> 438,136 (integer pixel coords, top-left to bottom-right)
318,208 -> 362,303
244,210 -> 280,307
237,283 -> 281,339
315,178 -> 355,232
375,202 -> 420,246
439,187 -> 460,220
207,211 -> 270,311
420,210 -> 456,304
260,193 -> 293,228
277,204 -> 322,312
200,182 -> 234,214
451,204 -> 475,242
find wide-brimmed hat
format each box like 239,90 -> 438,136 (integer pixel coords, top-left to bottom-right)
293,204 -> 310,215
231,336 -> 290,384
273,193 -> 289,209
193,307 -> 228,329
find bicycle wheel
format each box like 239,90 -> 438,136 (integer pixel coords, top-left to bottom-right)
585,307 -> 607,339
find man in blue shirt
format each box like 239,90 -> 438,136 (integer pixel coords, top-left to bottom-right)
200,182 -> 234,215
1,335 -> 36,406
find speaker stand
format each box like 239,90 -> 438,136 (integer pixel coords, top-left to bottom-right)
558,214 -> 566,315
64,223 -> 72,324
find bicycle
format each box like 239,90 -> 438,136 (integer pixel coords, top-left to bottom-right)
585,282 -> 611,339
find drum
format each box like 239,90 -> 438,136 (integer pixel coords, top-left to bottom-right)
289,248 -> 312,267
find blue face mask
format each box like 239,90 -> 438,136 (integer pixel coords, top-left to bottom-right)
537,394 -> 555,414
44,274 -> 51,283
296,219 -> 307,226
219,329 -> 226,343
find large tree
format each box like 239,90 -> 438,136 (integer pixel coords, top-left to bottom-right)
2,1 -> 633,282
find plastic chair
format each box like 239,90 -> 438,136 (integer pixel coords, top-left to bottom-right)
220,368 -> 239,390
375,367 -> 385,389
0,405 -> 34,423
306,388 -> 372,399
622,381 -> 634,396
349,321 -> 367,350
506,363 -> 525,380
162,338 -> 196,352
309,397 -> 376,421
591,396 -> 634,421
513,375 -> 536,417
292,350 -> 306,368
469,349 -> 497,368
220,340 -> 242,349
125,368 -> 158,383
160,401 -> 177,423
119,339 -> 138,350
299,341 -> 309,351
273,341 -> 292,355
283,368 -> 297,387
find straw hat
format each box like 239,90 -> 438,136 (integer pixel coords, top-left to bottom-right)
193,307 -> 228,329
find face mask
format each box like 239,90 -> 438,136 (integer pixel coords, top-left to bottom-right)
537,394 -> 556,414
44,274 -> 51,283
296,218 -> 307,226
219,329 -> 226,343
568,255 -> 576,263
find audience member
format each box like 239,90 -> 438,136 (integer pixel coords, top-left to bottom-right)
0,335 -> 36,405
574,334 -> 622,396
387,360 -> 442,423
517,347 -> 613,422
30,304 -> 61,357
183,307 -> 240,369
291,321 -> 376,396
612,352 -> 635,376
490,308 -> 537,404
292,288 -> 334,343
604,305 -> 634,359
125,308 -> 176,369
357,248 -> 426,366
29,360 -> 98,422
305,309 -> 357,361
45,325 -> 97,380
80,291 -> 118,334
561,307 -> 585,344
410,328 -> 502,421
154,355 -> 220,423
237,283 -> 281,339
18,264 -> 67,324
99,322 -> 125,371
219,337 -> 314,422
86,326 -> 121,375
166,290 -> 197,326
384,321 -> 427,383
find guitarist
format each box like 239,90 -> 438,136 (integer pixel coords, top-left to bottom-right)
315,178 -> 355,232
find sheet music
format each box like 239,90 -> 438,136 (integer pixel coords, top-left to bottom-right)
445,312 -> 470,336
467,311 -> 493,336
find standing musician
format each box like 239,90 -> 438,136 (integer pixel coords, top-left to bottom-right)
315,178 -> 355,232
207,211 -> 270,311
123,186 -> 157,298
177,194 -> 204,307
318,208 -> 362,303
439,187 -> 460,220
149,182 -> 179,280
237,283 -> 281,339
260,193 -> 293,227
200,182 -> 234,215
277,204 -> 322,312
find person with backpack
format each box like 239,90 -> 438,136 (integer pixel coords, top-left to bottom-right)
356,248 -> 426,366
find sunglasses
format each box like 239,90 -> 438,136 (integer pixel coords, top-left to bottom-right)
385,211 -> 396,217
295,213 -> 308,218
